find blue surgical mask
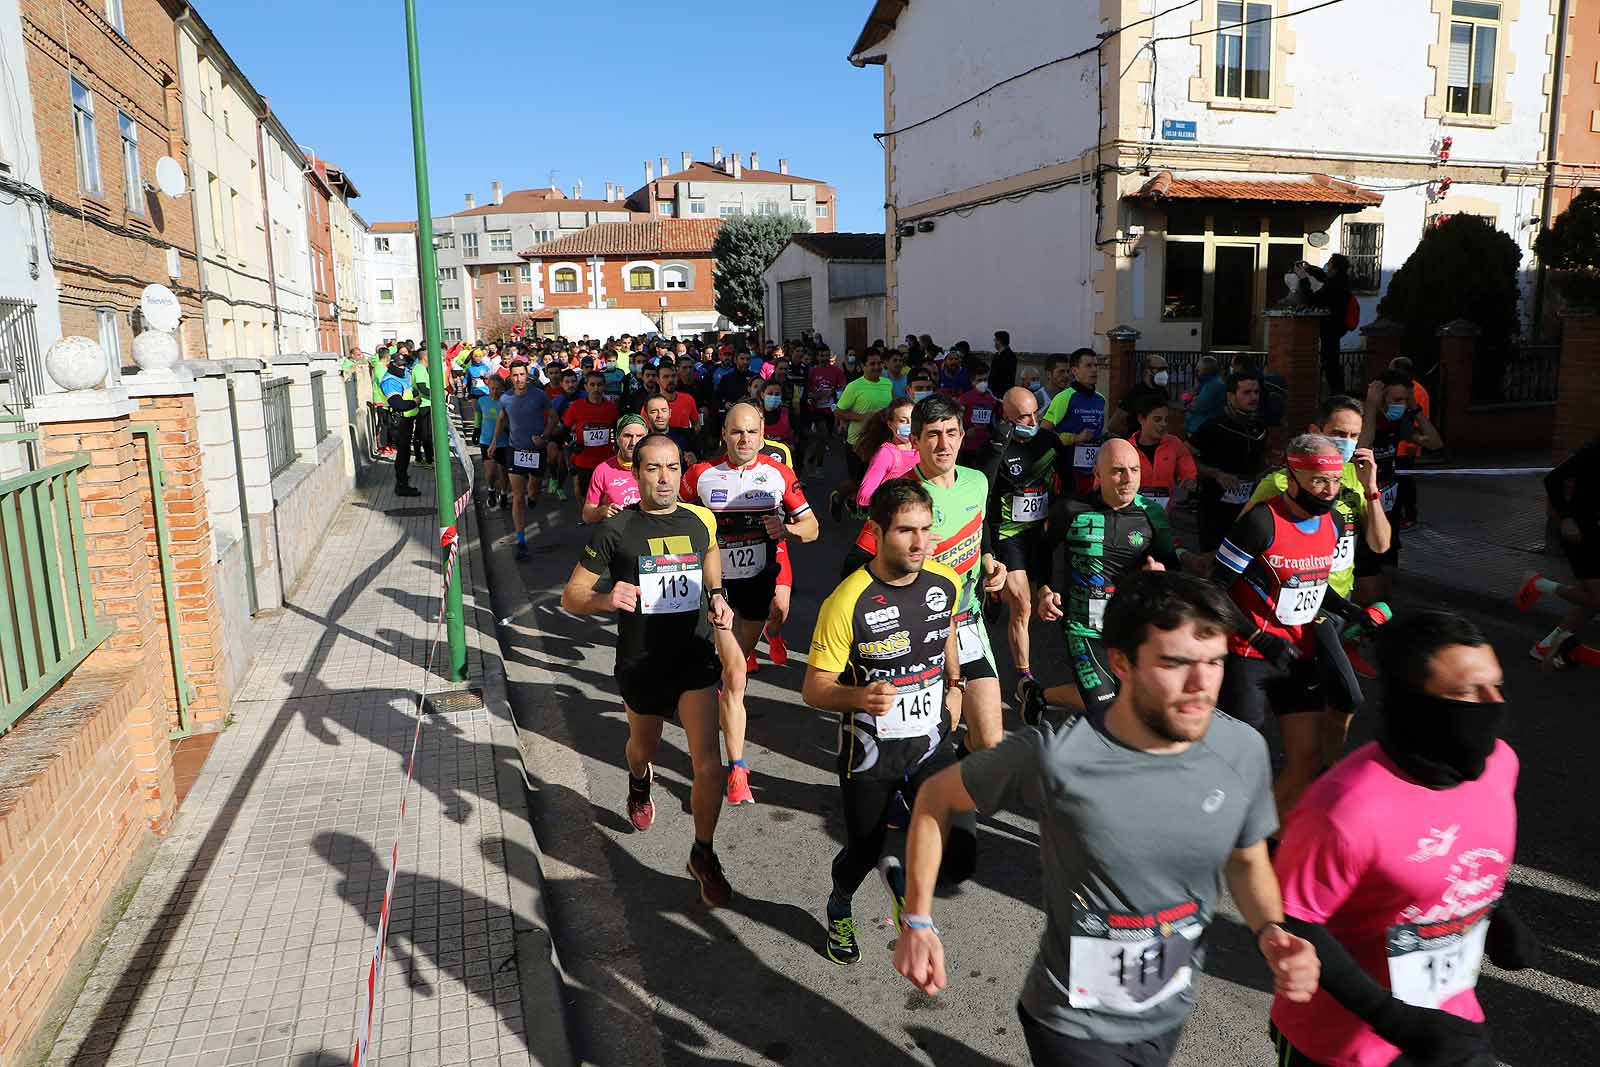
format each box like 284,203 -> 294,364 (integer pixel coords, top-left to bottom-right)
1384,403 -> 1406,422
1331,437 -> 1357,463
1011,422 -> 1039,439
894,423 -> 912,440
912,389 -> 933,402
763,394 -> 781,411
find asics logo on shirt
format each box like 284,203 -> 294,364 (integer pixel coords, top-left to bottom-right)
1201,789 -> 1225,814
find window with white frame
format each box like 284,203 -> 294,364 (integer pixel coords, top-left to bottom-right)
757,200 -> 779,216
627,265 -> 657,291
441,297 -> 461,311
374,236 -> 391,253
71,78 -> 103,197
1215,1 -> 1272,101
118,112 -> 142,214
489,232 -> 514,252
462,231 -> 479,256
552,267 -> 579,293
444,327 -> 462,342
719,203 -> 741,219
658,203 -> 675,216
497,267 -> 513,284
533,229 -> 555,243
518,264 -> 532,282
379,279 -> 395,303
500,296 -> 516,314
690,201 -> 706,215
106,0 -> 125,35
439,266 -> 458,281
1342,221 -> 1384,293
816,202 -> 829,218
523,298 -> 537,312
1446,1 -> 1500,117
662,264 -> 689,290
97,308 -> 122,367
436,233 -> 455,249
790,204 -> 806,218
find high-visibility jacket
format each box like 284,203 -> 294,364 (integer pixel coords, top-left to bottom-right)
380,370 -> 418,418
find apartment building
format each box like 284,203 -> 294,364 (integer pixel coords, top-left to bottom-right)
850,0 -> 1600,352
367,222 -> 424,344
311,158 -> 362,351
18,0 -> 204,375
623,148 -> 837,231
304,159 -> 337,351
259,116 -> 313,354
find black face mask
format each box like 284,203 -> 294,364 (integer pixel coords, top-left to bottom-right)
1379,691 -> 1506,788
1070,379 -> 1096,395
1290,481 -> 1336,516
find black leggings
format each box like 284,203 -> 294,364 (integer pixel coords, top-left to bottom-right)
831,749 -> 977,900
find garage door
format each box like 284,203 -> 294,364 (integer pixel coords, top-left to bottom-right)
779,279 -> 812,342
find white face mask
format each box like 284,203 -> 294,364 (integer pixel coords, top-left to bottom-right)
975,381 -> 990,394
1152,370 -> 1169,387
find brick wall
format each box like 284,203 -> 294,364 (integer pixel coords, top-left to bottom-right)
22,0 -> 205,362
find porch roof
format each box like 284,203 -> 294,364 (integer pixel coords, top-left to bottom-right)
1127,172 -> 1384,207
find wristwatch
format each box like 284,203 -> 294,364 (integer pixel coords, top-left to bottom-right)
707,587 -> 729,601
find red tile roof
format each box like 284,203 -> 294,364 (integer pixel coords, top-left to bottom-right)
656,161 -> 827,186
1128,171 -> 1383,206
370,220 -> 418,234
455,188 -> 647,218
521,219 -> 723,258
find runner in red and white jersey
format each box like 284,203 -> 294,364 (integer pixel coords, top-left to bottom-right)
1211,435 -> 1372,736
681,402 -> 819,805
1269,610 -> 1535,1067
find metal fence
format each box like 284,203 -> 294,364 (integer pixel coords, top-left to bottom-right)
0,454 -> 114,734
1339,349 -> 1368,394
262,376 -> 297,476
1133,350 -> 1266,400
1496,344 -> 1560,404
0,298 -> 46,408
310,370 -> 329,442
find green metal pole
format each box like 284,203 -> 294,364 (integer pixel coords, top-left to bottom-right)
404,0 -> 467,681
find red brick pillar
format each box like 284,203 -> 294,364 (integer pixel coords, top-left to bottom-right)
1105,325 -> 1140,409
1554,311 -> 1600,461
1436,319 -> 1481,440
1359,317 -> 1404,393
128,379 -> 230,731
29,392 -> 175,831
1265,307 -> 1326,449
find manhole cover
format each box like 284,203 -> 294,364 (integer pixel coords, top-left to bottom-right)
386,507 -> 435,517
425,688 -> 486,715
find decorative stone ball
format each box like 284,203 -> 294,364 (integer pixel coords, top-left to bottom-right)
44,335 -> 108,392
132,329 -> 182,376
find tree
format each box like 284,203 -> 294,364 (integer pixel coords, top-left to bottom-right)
1535,187 -> 1600,310
1376,213 -> 1522,399
713,212 -> 809,331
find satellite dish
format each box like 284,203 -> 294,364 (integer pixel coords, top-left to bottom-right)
1307,230 -> 1331,249
155,156 -> 187,198
140,283 -> 182,332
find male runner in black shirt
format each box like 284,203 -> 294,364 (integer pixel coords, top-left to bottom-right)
1189,370 -> 1269,551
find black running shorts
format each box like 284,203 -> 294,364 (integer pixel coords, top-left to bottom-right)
616,645 -> 721,719
993,530 -> 1039,577
725,572 -> 779,622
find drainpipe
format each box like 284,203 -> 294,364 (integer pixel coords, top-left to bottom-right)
172,11 -> 212,359
1533,0 -> 1573,340
254,103 -> 284,357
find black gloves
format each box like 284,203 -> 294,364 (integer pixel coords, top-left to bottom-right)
1370,999 -> 1496,1067
1250,630 -> 1302,672
387,397 -> 419,414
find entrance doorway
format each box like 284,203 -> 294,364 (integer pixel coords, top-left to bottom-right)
1210,245 -> 1257,349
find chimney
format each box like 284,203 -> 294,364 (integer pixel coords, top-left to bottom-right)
682,151 -> 692,171
573,179 -> 584,198
779,159 -> 789,175
659,155 -> 670,176
712,144 -> 723,166
750,151 -> 759,171
605,183 -> 617,203
465,192 -> 476,209
731,153 -> 742,179
645,160 -> 654,182
491,180 -> 504,205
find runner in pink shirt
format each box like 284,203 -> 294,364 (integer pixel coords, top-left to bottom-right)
1270,610 -> 1538,1067
853,397 -> 917,508
581,415 -> 648,525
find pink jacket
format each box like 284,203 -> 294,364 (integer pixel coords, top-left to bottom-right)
856,442 -> 919,507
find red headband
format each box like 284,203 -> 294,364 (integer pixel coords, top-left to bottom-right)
1287,452 -> 1345,475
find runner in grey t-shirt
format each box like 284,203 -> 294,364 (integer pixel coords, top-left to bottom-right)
891,572 -> 1322,1066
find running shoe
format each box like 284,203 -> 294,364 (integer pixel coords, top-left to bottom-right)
380,446 -> 397,457
828,490 -> 844,523
627,766 -> 655,831
1016,677 -> 1047,728
878,856 -> 907,932
766,627 -> 789,666
395,484 -> 421,498
514,541 -> 529,561
744,651 -> 759,675
825,909 -> 861,966
555,485 -> 568,501
1529,635 -> 1558,663
1514,573 -> 1545,613
726,764 -> 755,805
543,476 -> 557,495
687,846 -> 732,908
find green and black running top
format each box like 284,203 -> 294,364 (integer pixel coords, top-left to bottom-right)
579,503 -> 719,673
853,465 -> 990,623
981,429 -> 1059,541
809,559 -> 961,780
1034,493 -> 1181,638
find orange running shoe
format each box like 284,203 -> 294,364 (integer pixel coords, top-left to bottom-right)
766,626 -> 789,666
745,651 -> 759,675
726,764 -> 754,805
1514,573 -> 1545,613
626,766 -> 655,832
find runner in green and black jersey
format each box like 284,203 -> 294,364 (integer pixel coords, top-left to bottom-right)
979,386 -> 1059,696
1021,439 -> 1182,722
804,480 -> 978,966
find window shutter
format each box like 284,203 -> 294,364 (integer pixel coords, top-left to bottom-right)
1448,23 -> 1471,85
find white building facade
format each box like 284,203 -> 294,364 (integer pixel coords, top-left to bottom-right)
260,115 -> 315,354
366,223 -> 424,344
851,0 -> 1581,354
761,233 -> 887,351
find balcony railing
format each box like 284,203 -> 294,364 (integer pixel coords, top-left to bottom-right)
311,370 -> 330,442
0,454 -> 114,734
262,376 -> 297,476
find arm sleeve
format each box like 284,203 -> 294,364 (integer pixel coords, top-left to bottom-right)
1144,498 -> 1181,568
577,520 -> 620,577
807,590 -> 856,675
857,444 -> 899,507
782,466 -> 811,518
679,465 -> 700,504
1212,505 -> 1275,585
960,726 -> 1046,816
1034,498 -> 1074,588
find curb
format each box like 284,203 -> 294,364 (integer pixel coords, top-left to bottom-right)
461,484 -> 580,1067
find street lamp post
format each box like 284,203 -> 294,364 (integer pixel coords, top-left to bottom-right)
404,0 -> 467,681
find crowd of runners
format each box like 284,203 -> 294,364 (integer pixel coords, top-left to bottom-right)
354,329 -> 1597,1067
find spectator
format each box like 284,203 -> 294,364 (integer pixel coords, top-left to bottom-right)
1185,355 -> 1226,436
990,330 -> 1017,395
1297,253 -> 1354,398
1110,354 -> 1171,436
1389,355 -> 1430,528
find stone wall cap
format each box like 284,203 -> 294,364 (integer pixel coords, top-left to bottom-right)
1359,317 -> 1405,336
25,388 -> 140,423
220,358 -> 266,372
1436,319 -> 1482,336
1264,305 -> 1329,317
127,376 -> 200,398
1105,325 -> 1141,340
179,359 -> 231,377
308,352 -> 341,363
273,353 -> 313,366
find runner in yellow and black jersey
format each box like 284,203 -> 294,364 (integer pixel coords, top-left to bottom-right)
803,480 -> 978,966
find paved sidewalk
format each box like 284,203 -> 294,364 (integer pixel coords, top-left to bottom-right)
45,470 -> 555,1067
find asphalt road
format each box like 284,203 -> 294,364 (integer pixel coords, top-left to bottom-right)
483,459 -> 1599,1067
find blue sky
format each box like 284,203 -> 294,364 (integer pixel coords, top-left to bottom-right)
202,0 -> 886,231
